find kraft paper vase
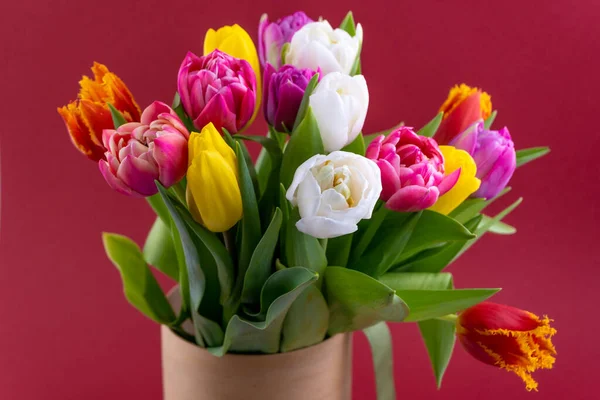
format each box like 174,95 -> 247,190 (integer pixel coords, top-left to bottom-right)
161,289 -> 353,400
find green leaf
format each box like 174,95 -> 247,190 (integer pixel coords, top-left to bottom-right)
339,11 -> 356,36
365,122 -> 403,139
238,141 -> 260,201
157,183 -> 234,305
292,73 -> 320,132
484,110 -> 497,129
169,219 -> 190,313
107,103 -> 127,128
102,233 -> 175,324
418,319 -> 456,388
392,289 -> 499,322
143,217 -> 178,281
209,267 -> 318,355
324,267 -> 409,335
393,210 -> 475,264
449,187 -> 511,224
364,322 -> 396,400
350,211 -> 422,277
379,272 -> 453,291
516,147 -> 550,168
484,216 -> 516,235
156,184 -> 223,346
146,194 -> 171,224
417,112 -> 444,138
326,234 -> 353,268
280,285 -> 329,352
341,133 -> 366,156
285,209 -> 328,279
242,208 -> 283,305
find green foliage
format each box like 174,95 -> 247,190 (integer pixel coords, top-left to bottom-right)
292,73 -> 320,132
143,217 -> 178,281
107,103 -> 127,128
280,285 -> 329,352
419,319 -> 456,388
484,110 -> 497,129
417,112 -> 444,138
341,133 -> 366,155
363,322 -> 396,400
516,147 -> 550,167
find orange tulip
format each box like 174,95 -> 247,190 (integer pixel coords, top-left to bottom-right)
57,62 -> 141,161
435,84 -> 492,145
457,302 -> 557,391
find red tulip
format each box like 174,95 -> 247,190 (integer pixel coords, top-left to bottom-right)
457,302 -> 557,391
435,84 -> 492,145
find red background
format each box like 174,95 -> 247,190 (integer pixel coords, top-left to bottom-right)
0,0 -> 597,398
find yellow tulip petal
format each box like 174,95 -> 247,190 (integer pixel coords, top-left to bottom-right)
188,151 -> 243,232
429,146 -> 481,215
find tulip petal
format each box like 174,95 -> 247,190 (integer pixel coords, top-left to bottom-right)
274,81 -> 305,132
78,99 -> 114,147
436,92 -> 483,145
117,155 -> 159,197
57,103 -> 105,161
310,88 -> 348,152
195,92 -> 237,133
438,167 -> 461,196
99,159 -> 140,197
141,101 -> 174,125
153,135 -> 188,187
386,185 -> 439,212
296,216 -> 357,239
377,159 -> 401,202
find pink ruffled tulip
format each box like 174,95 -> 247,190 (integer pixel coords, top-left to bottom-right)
177,50 -> 256,134
450,122 -> 516,199
258,11 -> 313,69
98,101 -> 189,197
366,127 -> 460,212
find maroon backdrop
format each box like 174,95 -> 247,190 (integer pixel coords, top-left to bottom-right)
0,0 -> 597,398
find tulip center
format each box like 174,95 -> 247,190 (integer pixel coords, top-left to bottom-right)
312,161 -> 354,207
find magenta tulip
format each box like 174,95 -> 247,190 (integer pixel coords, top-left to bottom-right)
263,64 -> 318,132
98,101 -> 189,197
258,11 -> 313,69
177,50 -> 256,134
366,127 -> 460,212
450,122 -> 516,199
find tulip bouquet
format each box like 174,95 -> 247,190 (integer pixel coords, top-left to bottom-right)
58,10 -> 556,398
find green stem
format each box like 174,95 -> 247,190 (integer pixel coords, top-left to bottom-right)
170,181 -> 187,206
319,238 -> 328,252
351,202 -> 389,261
435,314 -> 458,323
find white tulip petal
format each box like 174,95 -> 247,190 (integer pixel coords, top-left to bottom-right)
297,172 -> 322,219
310,89 -> 348,152
296,216 -> 358,239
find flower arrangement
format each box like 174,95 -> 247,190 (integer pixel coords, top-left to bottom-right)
58,10 -> 555,397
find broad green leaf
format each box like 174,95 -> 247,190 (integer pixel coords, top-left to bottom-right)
449,187 -> 511,224
278,184 -> 291,258
281,108 -> 324,188
102,233 -> 175,324
350,212 -> 421,277
393,215 -> 482,273
393,210 -> 475,264
341,133 -> 366,155
484,216 -> 516,235
146,194 -> 171,224
379,272 -> 453,291
107,103 -> 127,128
364,322 -> 396,400
516,147 -> 550,168
350,202 -> 387,261
242,208 -> 282,305
239,141 -> 260,201
171,92 -> 195,132
418,319 -> 456,388
292,73 -> 320,132
209,267 -> 317,355
417,112 -> 444,138
280,285 -> 329,352
325,267 -> 409,335
170,219 -> 190,313
157,182 -> 234,305
143,217 -> 178,281
326,234 -> 353,268
339,11 -> 356,35
285,209 -> 327,279
393,289 -> 499,322
156,184 -> 223,346
484,110 -> 497,129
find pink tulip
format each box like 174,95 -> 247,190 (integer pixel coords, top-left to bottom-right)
177,50 -> 257,133
366,127 -> 460,212
98,101 -> 189,197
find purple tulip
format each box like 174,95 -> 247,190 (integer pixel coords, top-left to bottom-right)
98,101 -> 189,197
258,12 -> 313,69
450,122 -> 516,199
263,64 -> 318,132
177,50 -> 256,134
366,127 -> 460,212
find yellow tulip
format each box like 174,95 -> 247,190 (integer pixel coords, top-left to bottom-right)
186,123 -> 243,232
429,146 -> 481,215
204,24 -> 262,123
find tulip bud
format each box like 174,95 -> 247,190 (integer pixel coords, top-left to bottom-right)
259,12 -> 313,69
57,62 -> 141,161
366,127 -> 460,212
177,50 -> 257,134
435,84 -> 492,145
263,64 -> 318,132
309,72 -> 369,152
457,302 -> 557,391
428,145 -> 481,215
98,102 -> 189,197
450,122 -> 516,199
286,151 -> 381,239
186,123 -> 243,232
285,20 -> 362,76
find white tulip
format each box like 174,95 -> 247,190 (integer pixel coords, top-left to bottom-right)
285,21 -> 363,76
309,72 -> 369,152
286,151 -> 382,239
